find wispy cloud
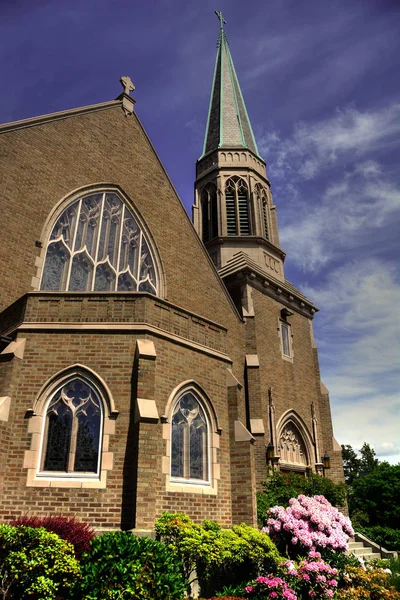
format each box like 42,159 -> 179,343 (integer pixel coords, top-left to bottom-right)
259,104 -> 400,180
279,161 -> 400,271
304,259 -> 400,463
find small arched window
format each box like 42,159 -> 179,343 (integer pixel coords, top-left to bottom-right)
40,191 -> 158,294
171,391 -> 209,483
225,177 -> 250,236
201,184 -> 218,243
40,377 -> 103,474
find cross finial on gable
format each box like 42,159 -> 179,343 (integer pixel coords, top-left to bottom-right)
214,10 -> 226,31
120,76 -> 135,96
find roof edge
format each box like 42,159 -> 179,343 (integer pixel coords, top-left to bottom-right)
0,99 -> 121,134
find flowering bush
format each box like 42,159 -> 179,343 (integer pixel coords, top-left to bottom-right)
336,565 -> 400,599
13,514 -> 95,557
281,552 -> 339,599
264,494 -> 354,557
244,574 -> 297,599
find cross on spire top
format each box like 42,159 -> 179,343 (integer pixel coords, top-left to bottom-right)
214,10 -> 226,31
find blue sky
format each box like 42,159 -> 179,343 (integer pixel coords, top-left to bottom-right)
1,0 -> 399,463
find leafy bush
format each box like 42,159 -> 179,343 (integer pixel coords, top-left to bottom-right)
357,525 -> 400,553
12,514 -> 95,557
79,530 -> 186,599
264,494 -> 354,559
336,565 -> 400,599
155,512 -> 280,596
0,524 -> 80,600
257,469 -> 347,526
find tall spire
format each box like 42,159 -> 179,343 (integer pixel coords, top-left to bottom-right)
202,12 -> 260,158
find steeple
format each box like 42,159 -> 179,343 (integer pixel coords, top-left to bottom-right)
193,13 -> 285,287
202,12 -> 260,158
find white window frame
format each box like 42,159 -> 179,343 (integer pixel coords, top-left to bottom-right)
279,319 -> 293,361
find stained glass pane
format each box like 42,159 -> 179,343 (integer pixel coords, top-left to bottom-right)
94,263 -> 116,291
171,392 -> 209,482
117,272 -> 137,291
43,378 -> 102,473
171,419 -> 185,478
139,239 -> 156,289
69,253 -> 94,291
50,200 -> 79,248
41,191 -> 158,294
43,402 -> 72,472
41,241 -> 70,290
74,405 -> 101,472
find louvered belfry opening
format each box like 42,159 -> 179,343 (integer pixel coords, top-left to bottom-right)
225,177 -> 250,236
201,184 -> 219,243
262,198 -> 269,240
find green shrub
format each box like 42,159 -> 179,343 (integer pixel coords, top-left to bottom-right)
257,468 -> 347,526
155,512 -> 280,597
358,526 -> 400,552
0,524 -> 80,600
79,530 -> 186,599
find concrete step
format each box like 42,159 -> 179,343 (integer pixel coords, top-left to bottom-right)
346,532 -> 398,562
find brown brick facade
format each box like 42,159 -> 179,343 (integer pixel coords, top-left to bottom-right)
0,95 -> 343,531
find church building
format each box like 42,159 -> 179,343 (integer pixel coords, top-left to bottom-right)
0,15 -> 344,531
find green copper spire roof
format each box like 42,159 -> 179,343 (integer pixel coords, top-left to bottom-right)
202,12 -> 260,158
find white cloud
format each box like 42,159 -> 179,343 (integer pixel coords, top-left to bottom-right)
305,260 -> 400,464
259,104 -> 400,180
278,161 -> 400,272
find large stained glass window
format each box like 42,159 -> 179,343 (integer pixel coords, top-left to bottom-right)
41,378 -> 102,474
171,391 -> 209,483
41,191 -> 157,294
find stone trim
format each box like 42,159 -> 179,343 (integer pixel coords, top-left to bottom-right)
135,398 -> 159,423
276,410 -> 315,471
245,354 -> 260,368
0,396 -> 11,422
0,100 -> 121,134
250,418 -> 265,435
0,339 -> 26,361
136,339 -> 157,360
24,366 -> 117,489
16,322 -> 232,363
234,420 -> 255,442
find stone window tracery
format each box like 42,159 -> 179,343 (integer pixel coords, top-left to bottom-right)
279,423 -> 308,467
40,191 -> 157,294
41,377 -> 102,475
171,391 -> 209,483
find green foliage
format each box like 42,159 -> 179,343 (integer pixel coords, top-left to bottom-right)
257,468 -> 347,526
155,512 -> 280,597
349,463 -> 400,529
342,444 -> 362,485
357,526 -> 400,553
79,530 -> 186,600
388,556 -> 400,592
0,524 -> 80,600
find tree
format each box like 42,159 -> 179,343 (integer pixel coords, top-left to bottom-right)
359,442 -> 379,475
341,444 -> 362,485
350,462 -> 400,529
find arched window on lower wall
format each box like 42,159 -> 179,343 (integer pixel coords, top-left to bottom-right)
23,366 -> 118,489
41,377 -> 102,475
162,382 -> 221,495
171,390 -> 209,484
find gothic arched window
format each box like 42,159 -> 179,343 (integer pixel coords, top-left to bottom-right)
201,184 -> 218,243
41,377 -> 103,474
171,391 -> 209,483
225,177 -> 250,236
255,184 -> 269,241
40,191 -> 158,294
